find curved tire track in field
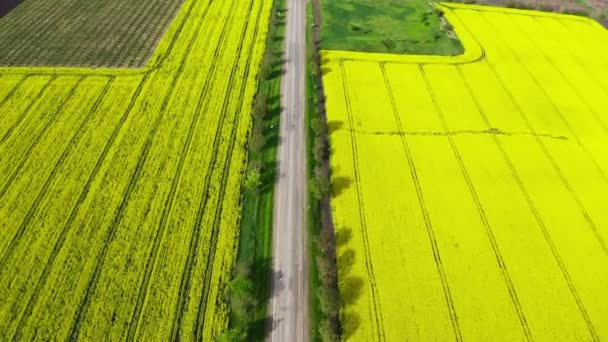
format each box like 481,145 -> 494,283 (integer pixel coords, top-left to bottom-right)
65,0 -> 140,66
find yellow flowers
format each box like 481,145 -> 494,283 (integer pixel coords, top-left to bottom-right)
0,0 -> 270,340
323,3 -> 608,341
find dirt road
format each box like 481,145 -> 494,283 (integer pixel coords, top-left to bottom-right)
268,0 -> 309,340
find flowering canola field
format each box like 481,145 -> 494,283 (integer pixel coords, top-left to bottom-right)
0,0 -> 270,339
323,3 -> 608,341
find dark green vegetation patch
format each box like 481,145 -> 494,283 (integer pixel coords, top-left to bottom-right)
321,0 -> 463,55
0,0 -> 184,67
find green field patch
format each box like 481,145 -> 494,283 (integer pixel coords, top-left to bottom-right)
321,0 -> 463,55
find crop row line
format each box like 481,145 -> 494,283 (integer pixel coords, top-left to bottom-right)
340,60 -> 386,342
65,0 -> 140,66
0,77 -> 82,204
4,0 -> 90,65
380,63 -> 463,342
1,0 -> 81,61
1,0 -> 202,74
511,16 -> 608,138
37,0 -> 108,65
0,0 -> 57,36
105,0 -> 173,67
0,76 -> 55,146
475,52 -> 600,340
420,64 -> 533,341
194,0 -> 264,338
0,75 -> 28,110
0,78 -> 84,218
66,2 -> 215,336
123,0 -> 239,338
535,18 -> 608,97
0,77 -> 112,274
554,18 -> 608,68
121,0 -> 184,68
478,12 -> 608,258
142,0 -> 207,74
164,0 -> 249,338
11,74 -> 149,339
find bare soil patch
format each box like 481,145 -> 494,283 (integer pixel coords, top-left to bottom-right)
0,0 -> 185,68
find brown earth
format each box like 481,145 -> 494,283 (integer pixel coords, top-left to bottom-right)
0,0 -> 185,68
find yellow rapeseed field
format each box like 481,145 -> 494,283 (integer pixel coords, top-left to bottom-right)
323,3 -> 608,341
0,0 -> 270,339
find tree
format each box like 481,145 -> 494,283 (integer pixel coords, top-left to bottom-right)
318,319 -> 340,342
309,175 -> 330,200
253,93 -> 268,120
259,57 -> 273,81
244,168 -> 262,191
248,131 -> 265,154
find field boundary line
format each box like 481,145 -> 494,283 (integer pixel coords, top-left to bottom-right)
340,60 -> 386,342
420,64 -> 533,341
67,4 -> 215,335
479,57 -> 600,341
0,76 -> 56,145
380,63 -> 462,342
11,74 -> 149,339
0,77 -> 112,275
194,0 -> 265,338
479,12 -> 608,257
0,77 -> 83,201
